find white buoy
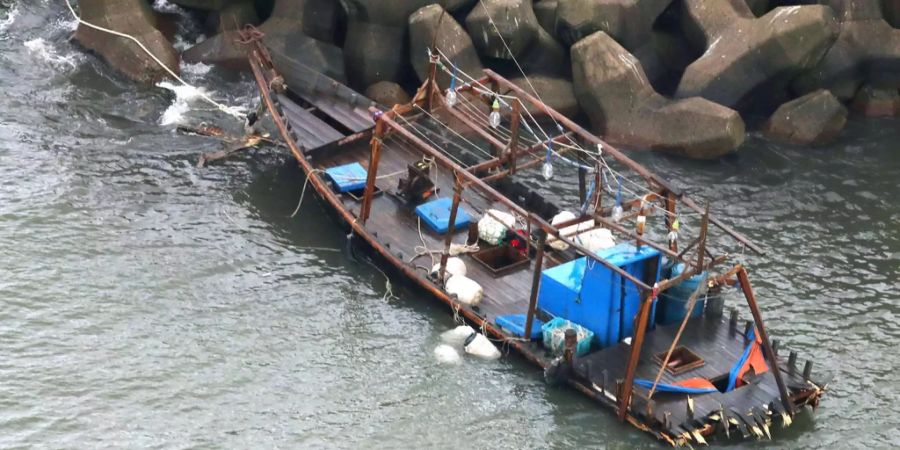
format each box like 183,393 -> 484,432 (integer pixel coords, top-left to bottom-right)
434,344 -> 462,365
431,257 -> 467,278
464,333 -> 501,360
445,275 -> 483,306
441,325 -> 475,347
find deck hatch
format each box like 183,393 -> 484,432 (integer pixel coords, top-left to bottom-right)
655,346 -> 705,374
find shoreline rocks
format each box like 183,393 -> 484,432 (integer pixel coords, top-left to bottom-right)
676,2 -> 839,113
74,0 -> 180,83
76,0 -> 900,158
572,31 -> 745,159
764,89 -> 848,145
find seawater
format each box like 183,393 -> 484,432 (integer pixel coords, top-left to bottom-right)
1,2 -> 898,448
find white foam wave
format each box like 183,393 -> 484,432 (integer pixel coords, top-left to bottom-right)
0,5 -> 18,32
54,15 -> 78,33
24,38 -> 81,70
181,61 -> 212,77
156,80 -> 211,126
152,0 -> 184,14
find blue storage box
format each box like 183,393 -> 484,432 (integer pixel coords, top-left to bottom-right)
324,162 -> 368,192
414,197 -> 472,234
495,314 -> 544,340
541,317 -> 593,357
657,263 -> 707,325
538,242 -> 661,348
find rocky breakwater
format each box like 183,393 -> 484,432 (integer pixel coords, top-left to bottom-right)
74,0 -> 900,158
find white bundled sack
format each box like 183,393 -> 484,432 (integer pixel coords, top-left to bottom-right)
574,228 -> 616,253
445,275 -> 483,306
464,332 -> 501,360
477,209 -> 515,245
547,211 -> 615,253
431,257 -> 467,278
441,325 -> 476,347
434,344 -> 462,365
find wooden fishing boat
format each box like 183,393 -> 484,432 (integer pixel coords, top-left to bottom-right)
239,28 -> 827,446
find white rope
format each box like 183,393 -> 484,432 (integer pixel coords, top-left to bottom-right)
64,0 -> 243,121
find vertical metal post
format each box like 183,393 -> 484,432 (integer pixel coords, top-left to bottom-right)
618,289 -> 654,421
666,191 -> 678,252
360,117 -> 385,224
524,221 -> 545,341
736,267 -> 795,415
564,328 -> 577,368
697,203 -> 710,272
508,99 -> 522,173
439,175 -> 463,284
426,54 -> 439,112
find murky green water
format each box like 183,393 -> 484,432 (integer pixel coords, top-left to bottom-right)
1,2 -> 898,449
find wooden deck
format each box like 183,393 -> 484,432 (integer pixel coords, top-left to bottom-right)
242,37 -> 827,446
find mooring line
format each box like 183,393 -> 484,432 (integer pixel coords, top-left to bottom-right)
63,0 -> 244,121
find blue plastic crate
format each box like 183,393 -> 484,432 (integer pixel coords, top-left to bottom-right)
495,314 -> 544,340
324,162 -> 368,193
539,243 -> 661,348
541,317 -> 593,357
414,197 -> 472,234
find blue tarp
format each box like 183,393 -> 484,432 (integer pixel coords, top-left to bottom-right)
634,379 -> 717,395
726,328 -> 756,392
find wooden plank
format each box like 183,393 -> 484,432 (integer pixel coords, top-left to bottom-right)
276,94 -> 345,146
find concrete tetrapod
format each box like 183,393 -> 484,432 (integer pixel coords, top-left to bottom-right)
74,0 -> 180,83
555,0 -> 672,80
763,89 -> 848,145
676,1 -> 838,112
466,0 -> 541,60
409,4 -> 483,89
793,0 -> 900,101
183,0 -> 343,79
572,31 -> 745,159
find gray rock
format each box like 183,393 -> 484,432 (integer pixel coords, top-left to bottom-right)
572,31 -> 744,159
763,89 -> 847,145
276,0 -> 339,43
886,0 -> 900,28
169,0 -> 232,10
409,4 -> 483,88
518,28 -> 568,77
676,3 -> 838,111
556,0 -> 672,47
342,21 -> 407,88
183,0 -> 343,77
850,85 -> 900,117
365,81 -> 411,107
205,0 -> 259,35
533,1 -> 558,35
340,0 -> 478,88
556,0 -> 672,82
466,0 -> 540,60
75,0 -> 180,83
509,75 -> 580,118
341,0 -> 475,28
792,1 -> 900,101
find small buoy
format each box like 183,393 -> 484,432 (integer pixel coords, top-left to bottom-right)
445,275 -> 483,306
434,344 -> 462,365
441,325 -> 475,347
431,257 -> 467,278
464,332 -> 501,360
